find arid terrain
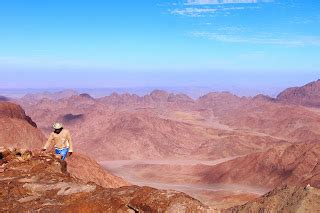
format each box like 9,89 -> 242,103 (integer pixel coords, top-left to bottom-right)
0,148 -> 209,212
0,101 -> 210,211
1,79 -> 320,211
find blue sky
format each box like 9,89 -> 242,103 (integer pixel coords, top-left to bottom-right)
0,0 -> 319,91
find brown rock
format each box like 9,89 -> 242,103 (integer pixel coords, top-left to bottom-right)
66,153 -> 129,188
0,149 -> 209,212
0,102 -> 45,150
227,185 -> 320,212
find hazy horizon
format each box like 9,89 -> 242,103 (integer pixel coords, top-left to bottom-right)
0,76 -> 318,99
1,0 -> 319,93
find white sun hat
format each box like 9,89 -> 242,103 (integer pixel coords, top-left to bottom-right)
53,122 -> 63,130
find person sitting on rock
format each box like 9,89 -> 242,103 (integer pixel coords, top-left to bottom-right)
42,122 -> 73,160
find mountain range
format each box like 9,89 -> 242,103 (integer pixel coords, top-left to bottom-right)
2,79 -> 320,210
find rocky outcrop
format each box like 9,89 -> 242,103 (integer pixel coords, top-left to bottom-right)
66,153 -> 129,188
228,185 -> 320,212
0,102 -> 37,128
0,148 -> 209,212
277,79 -> 320,107
0,102 -> 44,149
0,102 -> 32,121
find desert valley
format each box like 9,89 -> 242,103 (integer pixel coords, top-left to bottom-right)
1,79 -> 320,211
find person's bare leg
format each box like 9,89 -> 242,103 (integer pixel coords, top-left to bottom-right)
54,154 -> 62,159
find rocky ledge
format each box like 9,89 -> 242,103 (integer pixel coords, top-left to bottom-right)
0,148 -> 209,212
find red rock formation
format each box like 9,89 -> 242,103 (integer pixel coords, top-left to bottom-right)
277,79 -> 320,107
0,149 -> 209,212
66,153 -> 129,188
0,102 -> 44,150
0,102 -> 32,120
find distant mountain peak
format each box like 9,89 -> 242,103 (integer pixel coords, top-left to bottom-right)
149,90 -> 170,99
22,89 -> 78,101
0,95 -> 10,102
79,93 -> 94,99
277,79 -> 320,107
